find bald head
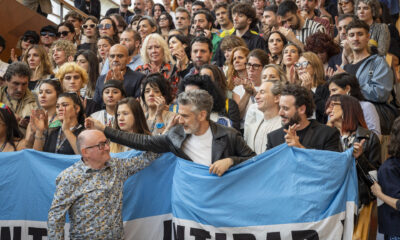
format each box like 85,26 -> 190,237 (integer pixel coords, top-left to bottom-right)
76,129 -> 106,154
108,44 -> 130,70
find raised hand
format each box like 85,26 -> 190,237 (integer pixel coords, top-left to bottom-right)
353,139 -> 365,159
284,124 -> 304,148
299,72 -> 313,90
85,117 -> 106,131
154,96 -> 167,116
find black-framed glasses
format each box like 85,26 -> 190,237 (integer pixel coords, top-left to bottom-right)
22,37 -> 35,44
98,24 -> 112,30
84,139 -> 110,150
294,61 -> 310,69
246,63 -> 262,70
83,24 -> 96,29
40,31 -> 56,37
57,31 -> 70,37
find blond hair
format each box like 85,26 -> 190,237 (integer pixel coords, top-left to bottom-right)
262,64 -> 288,83
56,62 -> 88,90
140,33 -> 174,65
23,45 -> 54,80
300,52 -> 325,88
49,40 -> 76,68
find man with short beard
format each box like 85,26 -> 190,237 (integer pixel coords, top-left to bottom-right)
276,0 -> 325,48
133,0 -> 145,14
175,7 -> 192,37
186,36 -> 213,76
106,0 -> 134,23
300,0 -> 331,36
266,84 -> 341,151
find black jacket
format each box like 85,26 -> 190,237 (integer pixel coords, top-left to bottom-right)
74,0 -> 101,20
104,121 -> 256,165
93,68 -> 145,106
266,119 -> 342,152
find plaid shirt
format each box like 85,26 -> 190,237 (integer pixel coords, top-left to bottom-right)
47,151 -> 160,239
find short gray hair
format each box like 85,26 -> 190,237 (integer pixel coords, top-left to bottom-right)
177,89 -> 213,119
264,80 -> 285,96
4,62 -> 31,82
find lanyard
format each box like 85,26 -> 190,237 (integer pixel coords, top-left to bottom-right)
0,141 -> 7,152
55,124 -> 81,153
5,90 -> 21,113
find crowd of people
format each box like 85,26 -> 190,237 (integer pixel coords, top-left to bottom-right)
1,0 -> 400,238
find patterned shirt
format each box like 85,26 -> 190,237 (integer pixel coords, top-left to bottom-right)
296,19 -> 326,44
47,151 -> 160,239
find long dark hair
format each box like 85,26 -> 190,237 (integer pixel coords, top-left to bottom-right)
141,73 -> 173,106
0,107 -> 23,150
58,92 -> 86,125
115,97 -> 151,135
328,72 -> 365,101
326,94 -> 367,133
158,11 -> 175,30
74,50 -> 99,98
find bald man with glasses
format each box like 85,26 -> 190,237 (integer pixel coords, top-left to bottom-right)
48,129 -> 160,239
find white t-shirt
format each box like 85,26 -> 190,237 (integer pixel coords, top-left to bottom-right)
90,110 -> 115,127
182,127 -> 213,166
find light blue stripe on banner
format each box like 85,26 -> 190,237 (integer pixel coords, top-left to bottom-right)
171,144 -> 358,227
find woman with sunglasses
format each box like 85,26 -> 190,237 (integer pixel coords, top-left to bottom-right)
98,17 -> 119,43
137,16 -> 159,42
10,31 -> 40,63
78,16 -> 99,52
325,94 -> 380,218
338,0 -> 355,14
295,51 -> 330,123
74,50 -> 99,99
22,45 -> 54,93
266,31 -> 287,65
0,103 -> 25,152
56,62 -> 100,116
57,22 -> 76,44
158,12 -> 175,40
282,43 -> 302,84
31,92 -> 85,155
97,36 -> 114,73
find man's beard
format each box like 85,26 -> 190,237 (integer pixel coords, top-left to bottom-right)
283,111 -> 301,129
134,8 -> 142,14
292,15 -> 301,30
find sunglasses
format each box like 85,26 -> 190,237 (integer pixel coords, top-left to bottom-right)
294,60 -> 310,69
40,31 -> 56,37
57,31 -> 70,37
83,24 -> 96,29
98,24 -> 112,30
22,37 -> 35,44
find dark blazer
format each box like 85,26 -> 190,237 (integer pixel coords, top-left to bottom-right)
74,0 -> 101,20
104,121 -> 256,165
93,68 -> 145,106
266,119 -> 342,152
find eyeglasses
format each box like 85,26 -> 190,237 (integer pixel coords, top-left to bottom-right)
83,24 -> 96,29
40,31 -> 56,37
22,37 -> 35,44
84,139 -> 110,150
328,101 -> 341,108
57,31 -> 70,37
294,61 -> 310,69
98,24 -> 112,30
246,63 -> 262,70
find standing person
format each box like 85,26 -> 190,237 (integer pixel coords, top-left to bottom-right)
244,80 -> 283,154
47,129 -> 160,239
106,0 -> 134,23
86,90 -> 256,176
267,84 -> 341,151
110,97 -> 151,153
23,45 -> 54,93
276,0 -> 325,48
0,62 -> 37,128
371,117 -> 400,239
231,3 -> 266,51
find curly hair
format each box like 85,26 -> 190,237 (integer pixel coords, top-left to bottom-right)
281,84 -> 315,118
140,33 -> 174,65
355,0 -> 381,20
23,45 -> 54,80
219,35 -> 247,52
388,117 -> 400,158
56,62 -> 88,90
226,46 -> 250,91
141,73 -> 173,106
304,32 -> 341,60
50,40 -> 76,67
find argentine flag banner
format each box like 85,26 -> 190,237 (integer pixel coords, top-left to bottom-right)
0,144 -> 357,240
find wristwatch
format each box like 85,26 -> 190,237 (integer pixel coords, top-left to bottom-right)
155,122 -> 165,129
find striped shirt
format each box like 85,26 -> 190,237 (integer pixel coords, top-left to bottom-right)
296,19 -> 326,44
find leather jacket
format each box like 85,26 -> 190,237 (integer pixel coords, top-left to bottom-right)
104,121 -> 256,165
